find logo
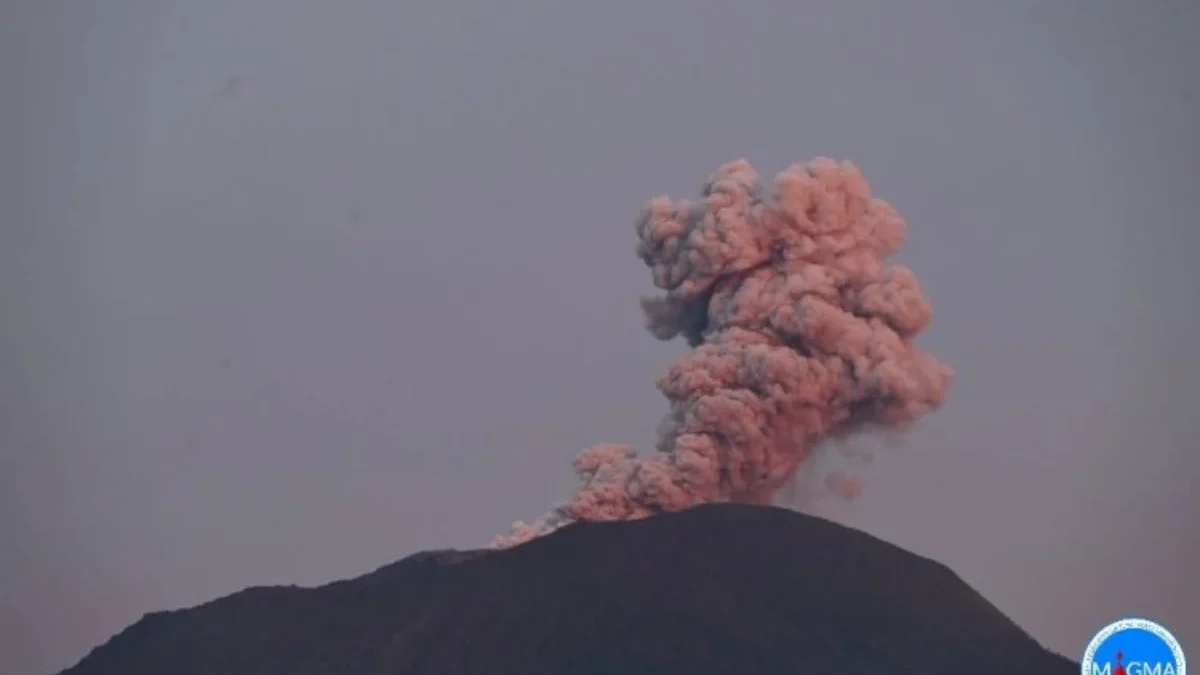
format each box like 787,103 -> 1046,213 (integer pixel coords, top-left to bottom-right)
1082,618 -> 1186,675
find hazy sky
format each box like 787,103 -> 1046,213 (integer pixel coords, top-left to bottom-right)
2,1 -> 1197,673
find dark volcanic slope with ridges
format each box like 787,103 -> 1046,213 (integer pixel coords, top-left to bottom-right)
59,504 -> 1077,675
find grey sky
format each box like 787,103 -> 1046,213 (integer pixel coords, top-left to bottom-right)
2,1 -> 1196,673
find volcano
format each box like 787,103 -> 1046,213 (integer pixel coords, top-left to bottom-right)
57,504 -> 1076,674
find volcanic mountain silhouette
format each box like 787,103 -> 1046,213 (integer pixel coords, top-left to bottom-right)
58,504 -> 1076,675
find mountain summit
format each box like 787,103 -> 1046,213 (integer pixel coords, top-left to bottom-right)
59,504 -> 1075,674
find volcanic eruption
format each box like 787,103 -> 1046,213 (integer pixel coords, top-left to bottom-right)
495,158 -> 953,547
55,159 -> 1077,675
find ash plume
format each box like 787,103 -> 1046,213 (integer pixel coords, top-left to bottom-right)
493,158 -> 952,548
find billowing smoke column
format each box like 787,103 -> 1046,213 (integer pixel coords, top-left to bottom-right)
492,158 -> 952,548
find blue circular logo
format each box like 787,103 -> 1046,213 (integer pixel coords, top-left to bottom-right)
1082,618 -> 1186,675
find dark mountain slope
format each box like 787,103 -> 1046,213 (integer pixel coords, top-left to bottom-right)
58,504 -> 1076,675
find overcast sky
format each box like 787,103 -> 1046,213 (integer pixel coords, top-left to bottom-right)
2,1 -> 1197,673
